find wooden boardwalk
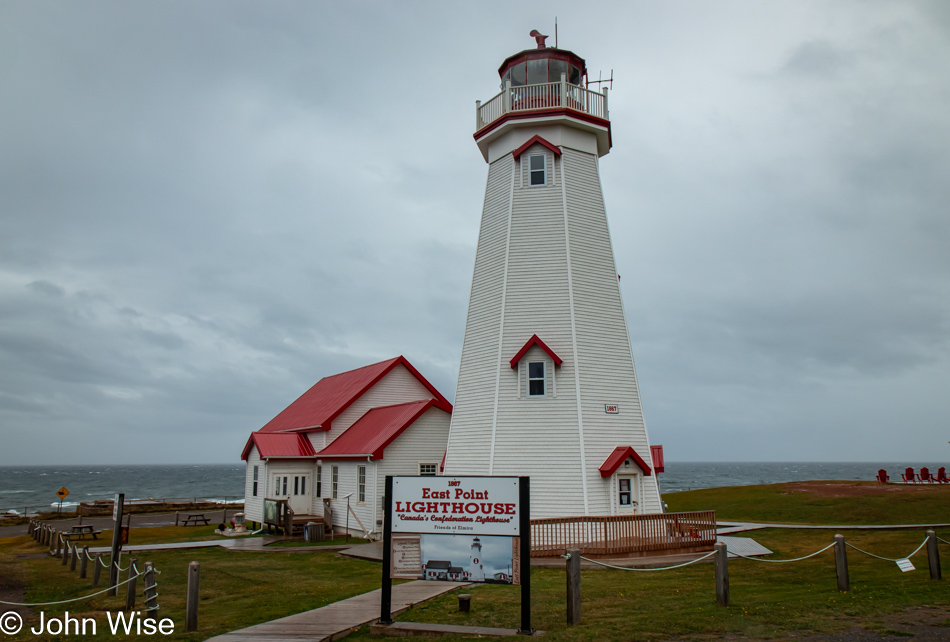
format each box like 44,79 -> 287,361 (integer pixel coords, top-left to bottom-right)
206,580 -> 469,642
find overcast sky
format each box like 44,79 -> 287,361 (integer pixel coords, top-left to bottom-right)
1,1 -> 948,466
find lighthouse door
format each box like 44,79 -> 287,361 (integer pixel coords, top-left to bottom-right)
617,475 -> 639,514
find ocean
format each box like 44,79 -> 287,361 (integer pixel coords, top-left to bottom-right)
0,462 -> 940,514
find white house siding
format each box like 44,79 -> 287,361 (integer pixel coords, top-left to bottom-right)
444,154 -> 515,475
324,365 -> 434,445
445,126 -> 663,518
244,447 -> 264,523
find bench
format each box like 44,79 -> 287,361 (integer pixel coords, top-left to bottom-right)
182,514 -> 210,526
70,525 -> 103,540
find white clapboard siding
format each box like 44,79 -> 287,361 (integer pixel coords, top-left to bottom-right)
325,364 -> 434,444
243,447 -> 264,523
445,126 -> 663,518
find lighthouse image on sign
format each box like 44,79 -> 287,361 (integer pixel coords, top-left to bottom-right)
469,537 -> 485,582
443,34 -> 664,518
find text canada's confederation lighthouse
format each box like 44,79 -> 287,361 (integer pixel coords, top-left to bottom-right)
443,36 -> 664,518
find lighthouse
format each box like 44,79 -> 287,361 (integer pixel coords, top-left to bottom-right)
443,36 -> 663,518
469,537 -> 485,582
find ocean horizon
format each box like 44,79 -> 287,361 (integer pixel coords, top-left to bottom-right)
1,461 -> 943,514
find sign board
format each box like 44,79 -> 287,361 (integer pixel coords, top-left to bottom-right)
392,476 -> 520,536
113,494 -> 120,521
896,558 -> 915,572
56,487 -> 70,500
380,476 -> 532,633
605,404 -> 619,414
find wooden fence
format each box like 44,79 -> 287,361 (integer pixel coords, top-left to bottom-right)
530,511 -> 717,558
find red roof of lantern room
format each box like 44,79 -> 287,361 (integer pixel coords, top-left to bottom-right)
316,399 -> 445,460
599,446 -> 652,477
497,47 -> 587,80
257,356 -> 451,434
510,334 -> 563,369
241,432 -> 316,461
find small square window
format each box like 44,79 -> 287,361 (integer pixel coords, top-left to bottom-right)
529,154 -> 545,186
528,361 -> 545,396
419,463 -> 438,476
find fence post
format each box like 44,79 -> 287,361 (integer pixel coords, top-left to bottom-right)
186,561 -> 200,632
54,532 -> 63,558
602,87 -> 609,120
61,537 -> 70,565
475,100 -> 482,130
80,546 -> 89,579
143,562 -> 159,614
566,547 -> 581,625
93,554 -> 103,587
834,534 -> 849,592
70,542 -> 78,571
176,511 -> 180,527
715,541 -> 729,606
126,557 -> 138,610
503,80 -> 511,113
926,530 -> 941,580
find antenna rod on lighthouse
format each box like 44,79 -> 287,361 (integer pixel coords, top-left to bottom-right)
555,17 -> 558,48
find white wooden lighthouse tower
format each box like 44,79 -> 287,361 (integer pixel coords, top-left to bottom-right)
443,36 -> 664,518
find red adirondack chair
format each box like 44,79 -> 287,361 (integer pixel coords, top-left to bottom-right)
875,469 -> 889,483
919,467 -> 935,483
901,467 -> 916,483
937,467 -> 949,483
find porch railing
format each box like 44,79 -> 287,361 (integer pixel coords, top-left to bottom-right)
476,78 -> 609,131
530,511 -> 717,558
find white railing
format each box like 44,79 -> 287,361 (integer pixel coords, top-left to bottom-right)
476,79 -> 609,131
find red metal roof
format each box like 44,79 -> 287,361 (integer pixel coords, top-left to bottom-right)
509,334 -> 563,369
650,444 -> 664,473
599,446 -> 652,477
241,433 -> 317,461
257,356 -> 451,434
316,400 -> 443,460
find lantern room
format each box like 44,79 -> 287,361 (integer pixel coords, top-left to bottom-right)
497,48 -> 587,89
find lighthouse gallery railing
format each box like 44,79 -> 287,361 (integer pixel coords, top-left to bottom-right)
530,510 -> 717,558
476,79 -> 609,131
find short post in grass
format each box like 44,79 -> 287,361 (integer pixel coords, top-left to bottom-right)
93,554 -> 103,587
79,546 -> 89,579
186,561 -> 200,632
126,557 -> 138,610
566,547 -> 581,624
143,562 -> 159,614
70,542 -> 78,571
715,541 -> 729,606
62,538 -> 70,565
926,530 -> 941,580
834,534 -> 849,592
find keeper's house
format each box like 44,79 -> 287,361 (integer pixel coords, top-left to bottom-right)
240,356 -> 452,539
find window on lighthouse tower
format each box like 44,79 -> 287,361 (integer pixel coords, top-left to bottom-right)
528,154 -> 546,185
528,361 -> 545,396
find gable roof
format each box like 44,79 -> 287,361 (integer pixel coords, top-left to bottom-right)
258,356 -> 450,434
512,134 -> 562,161
509,334 -> 563,369
316,399 -> 445,460
599,446 -> 652,477
241,432 -> 317,461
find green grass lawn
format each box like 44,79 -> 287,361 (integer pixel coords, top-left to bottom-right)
664,480 -> 950,525
4,482 -> 950,640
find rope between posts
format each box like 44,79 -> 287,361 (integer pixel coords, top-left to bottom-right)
578,549 -> 717,571
937,536 -> 950,547
0,570 -> 148,607
846,536 -> 930,562
726,541 -> 837,563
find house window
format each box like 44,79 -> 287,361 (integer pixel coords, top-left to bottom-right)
419,463 -> 438,476
331,466 -> 339,499
358,466 -> 366,503
528,361 -> 545,396
294,476 -> 299,496
282,476 -> 288,496
316,465 -> 322,498
529,154 -> 545,185
252,465 -> 258,497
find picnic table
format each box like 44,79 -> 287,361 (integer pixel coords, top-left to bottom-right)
69,524 -> 102,539
182,513 -> 210,526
